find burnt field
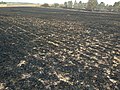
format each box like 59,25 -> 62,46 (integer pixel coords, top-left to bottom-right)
0,7 -> 120,90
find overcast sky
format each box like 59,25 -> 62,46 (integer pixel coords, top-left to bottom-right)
1,0 -> 120,5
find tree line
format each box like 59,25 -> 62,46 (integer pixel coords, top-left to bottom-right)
63,0 -> 120,12
1,0 -> 120,12
40,0 -> 120,12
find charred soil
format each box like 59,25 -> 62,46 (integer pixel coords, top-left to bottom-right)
0,7 -> 120,90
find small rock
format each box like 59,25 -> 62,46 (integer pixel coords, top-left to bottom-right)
17,60 -> 27,67
0,83 -> 5,90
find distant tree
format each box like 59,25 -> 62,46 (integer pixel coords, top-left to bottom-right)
59,4 -> 64,8
113,1 -> 120,12
41,3 -> 50,7
97,2 -> 105,11
105,4 -> 109,9
78,1 -> 84,9
78,1 -> 82,9
113,2 -> 120,7
64,2 -> 67,8
74,0 -> 78,9
79,1 -> 82,4
87,0 -> 98,11
68,1 -> 73,8
99,2 -> 105,7
0,1 -> 6,4
107,5 -> 113,11
53,3 -> 59,8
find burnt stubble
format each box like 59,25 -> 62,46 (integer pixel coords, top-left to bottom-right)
0,7 -> 120,90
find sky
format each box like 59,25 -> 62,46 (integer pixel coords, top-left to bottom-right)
1,0 -> 120,5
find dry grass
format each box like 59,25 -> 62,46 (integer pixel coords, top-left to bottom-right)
0,4 -> 41,7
